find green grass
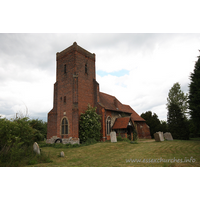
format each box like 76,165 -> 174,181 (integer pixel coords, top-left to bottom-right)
27,139 -> 200,167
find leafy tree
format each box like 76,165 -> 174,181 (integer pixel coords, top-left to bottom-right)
159,120 -> 168,133
141,111 -> 161,138
0,117 -> 35,165
29,119 -> 47,140
188,51 -> 200,136
166,82 -> 188,117
167,103 -> 189,140
0,117 -> 51,166
79,105 -> 101,143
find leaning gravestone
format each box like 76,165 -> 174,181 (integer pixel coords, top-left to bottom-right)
154,132 -> 164,142
110,131 -> 117,142
164,132 -> 173,140
159,132 -> 164,141
33,142 -> 40,155
60,151 -> 65,157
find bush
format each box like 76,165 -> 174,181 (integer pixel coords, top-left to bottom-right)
116,135 -> 131,142
122,138 -> 130,142
29,119 -> 47,139
130,141 -> 138,144
82,138 -> 97,146
79,105 -> 101,143
0,117 -> 50,166
117,136 -> 123,141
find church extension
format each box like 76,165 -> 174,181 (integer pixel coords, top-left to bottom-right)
47,42 -> 151,144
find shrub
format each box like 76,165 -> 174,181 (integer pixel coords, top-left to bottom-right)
0,117 -> 51,166
122,138 -> 130,142
82,138 -> 97,146
29,119 -> 47,139
79,105 -> 101,143
117,136 -> 123,141
130,141 -> 138,144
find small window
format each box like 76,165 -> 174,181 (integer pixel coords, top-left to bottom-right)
64,64 -> 66,74
61,118 -> 68,135
85,64 -> 88,74
64,96 -> 66,103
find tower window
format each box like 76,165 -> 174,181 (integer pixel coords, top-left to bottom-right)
64,96 -> 66,103
61,118 -> 68,135
64,64 -> 66,74
85,64 -> 88,74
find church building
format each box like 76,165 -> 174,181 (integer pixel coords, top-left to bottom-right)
47,42 -> 151,144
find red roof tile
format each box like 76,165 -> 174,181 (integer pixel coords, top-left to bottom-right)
99,92 -> 145,122
123,105 -> 145,122
99,92 -> 132,113
112,117 -> 131,129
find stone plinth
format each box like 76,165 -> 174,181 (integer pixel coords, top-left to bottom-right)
46,136 -> 80,144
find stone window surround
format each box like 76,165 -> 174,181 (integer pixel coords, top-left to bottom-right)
106,116 -> 111,135
60,117 -> 69,136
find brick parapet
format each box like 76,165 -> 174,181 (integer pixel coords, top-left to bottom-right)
56,42 -> 95,61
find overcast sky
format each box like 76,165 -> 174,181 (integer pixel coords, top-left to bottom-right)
0,33 -> 199,121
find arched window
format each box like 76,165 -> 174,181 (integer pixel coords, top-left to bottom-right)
106,117 -> 111,135
61,118 -> 68,135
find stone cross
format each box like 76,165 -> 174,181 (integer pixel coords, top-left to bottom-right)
33,142 -> 40,155
164,132 -> 173,140
110,131 -> 117,142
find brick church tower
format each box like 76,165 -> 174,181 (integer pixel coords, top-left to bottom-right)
47,42 -> 99,144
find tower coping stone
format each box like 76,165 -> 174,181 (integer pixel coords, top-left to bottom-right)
56,42 -> 95,61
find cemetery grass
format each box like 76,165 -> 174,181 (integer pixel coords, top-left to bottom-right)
28,138 -> 200,167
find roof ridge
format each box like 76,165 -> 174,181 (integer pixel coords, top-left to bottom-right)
99,92 -> 115,98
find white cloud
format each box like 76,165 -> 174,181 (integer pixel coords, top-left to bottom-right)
0,33 -> 199,121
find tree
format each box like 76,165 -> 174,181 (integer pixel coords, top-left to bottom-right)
167,103 -> 189,140
141,111 -> 161,138
79,105 -> 101,143
159,120 -> 168,133
166,82 -> 188,117
188,51 -> 200,136
29,119 -> 47,139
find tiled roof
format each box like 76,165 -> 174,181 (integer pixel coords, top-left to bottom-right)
99,92 -> 131,113
123,105 -> 145,122
99,92 -> 145,122
112,117 -> 131,129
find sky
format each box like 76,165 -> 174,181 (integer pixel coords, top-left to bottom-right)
0,33 -> 199,121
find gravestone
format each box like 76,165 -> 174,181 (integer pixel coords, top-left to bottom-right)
33,142 -> 40,155
110,131 -> 117,142
159,132 -> 164,141
60,151 -> 65,157
154,132 -> 164,142
164,132 -> 173,140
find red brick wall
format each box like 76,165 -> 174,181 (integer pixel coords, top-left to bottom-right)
135,121 -> 151,139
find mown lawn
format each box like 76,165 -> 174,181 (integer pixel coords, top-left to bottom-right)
29,139 -> 200,167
